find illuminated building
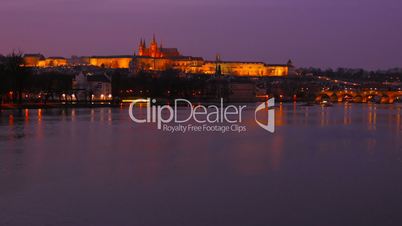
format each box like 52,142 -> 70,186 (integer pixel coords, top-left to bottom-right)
23,54 -> 45,67
23,54 -> 68,67
73,72 -> 112,101
138,34 -> 180,58
88,56 -> 133,69
23,35 -> 291,77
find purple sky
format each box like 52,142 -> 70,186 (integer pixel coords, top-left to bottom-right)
1,0 -> 401,69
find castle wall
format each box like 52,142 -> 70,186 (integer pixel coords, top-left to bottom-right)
201,62 -> 288,76
24,54 -> 288,76
265,65 -> 288,77
24,56 -> 42,67
24,55 -> 68,67
134,58 -> 174,71
172,58 -> 205,73
38,58 -> 68,67
89,57 -> 132,68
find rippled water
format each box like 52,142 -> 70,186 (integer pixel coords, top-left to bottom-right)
0,103 -> 401,226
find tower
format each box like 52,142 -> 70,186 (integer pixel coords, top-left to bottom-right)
287,59 -> 293,67
138,38 -> 146,56
215,54 -> 222,76
159,41 -> 164,57
150,34 -> 159,58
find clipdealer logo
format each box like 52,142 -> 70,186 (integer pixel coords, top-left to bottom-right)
128,98 -> 275,133
254,98 -> 275,133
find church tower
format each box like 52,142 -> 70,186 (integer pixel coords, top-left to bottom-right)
136,35 -> 179,58
150,34 -> 159,58
215,54 -> 222,76
138,39 -> 146,56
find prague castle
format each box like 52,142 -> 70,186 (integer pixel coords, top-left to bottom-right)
138,35 -> 181,58
24,36 -> 291,77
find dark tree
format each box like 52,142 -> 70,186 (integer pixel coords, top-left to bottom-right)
3,52 -> 30,104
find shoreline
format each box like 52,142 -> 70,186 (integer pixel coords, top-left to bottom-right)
0,100 -> 398,110
0,103 -> 120,110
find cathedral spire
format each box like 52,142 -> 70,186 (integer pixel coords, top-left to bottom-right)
138,38 -> 146,56
152,34 -> 156,44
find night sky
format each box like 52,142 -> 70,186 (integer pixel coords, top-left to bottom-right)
1,0 -> 401,69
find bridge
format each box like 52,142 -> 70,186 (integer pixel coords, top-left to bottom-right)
316,89 -> 402,104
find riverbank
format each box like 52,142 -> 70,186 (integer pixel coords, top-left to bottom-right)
0,102 -> 121,110
1,99 -> 399,110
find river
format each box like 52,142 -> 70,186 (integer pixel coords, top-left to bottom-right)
0,103 -> 401,226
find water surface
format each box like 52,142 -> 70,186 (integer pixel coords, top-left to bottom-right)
0,103 -> 401,226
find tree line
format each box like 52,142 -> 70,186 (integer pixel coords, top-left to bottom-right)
0,52 -> 73,105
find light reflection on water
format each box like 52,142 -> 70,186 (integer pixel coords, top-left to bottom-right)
0,103 -> 401,226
